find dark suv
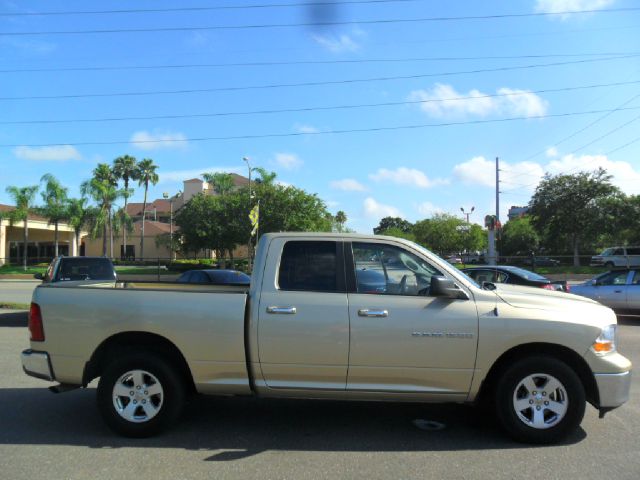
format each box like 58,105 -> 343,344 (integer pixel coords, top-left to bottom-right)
37,256 -> 117,284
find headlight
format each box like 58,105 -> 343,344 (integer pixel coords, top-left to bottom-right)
591,324 -> 617,355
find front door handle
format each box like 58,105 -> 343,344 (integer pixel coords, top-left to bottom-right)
267,306 -> 297,314
358,309 -> 388,318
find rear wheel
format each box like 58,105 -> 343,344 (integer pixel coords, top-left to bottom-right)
97,352 -> 186,437
495,356 -> 585,444
604,262 -> 614,268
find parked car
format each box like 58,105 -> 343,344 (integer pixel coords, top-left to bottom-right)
22,233 -> 630,444
445,255 -> 462,264
461,265 -> 568,291
177,269 -> 250,285
590,246 -> 640,268
35,256 -> 116,285
570,269 -> 640,315
521,256 -> 561,267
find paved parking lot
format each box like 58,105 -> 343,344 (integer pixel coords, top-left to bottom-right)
0,311 -> 638,480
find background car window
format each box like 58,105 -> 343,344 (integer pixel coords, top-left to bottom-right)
469,270 -> 508,284
278,241 -> 339,292
352,242 -> 441,296
632,271 -> 640,285
55,258 -> 114,281
598,271 -> 629,286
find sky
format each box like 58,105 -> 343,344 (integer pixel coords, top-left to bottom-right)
1,0 -> 639,233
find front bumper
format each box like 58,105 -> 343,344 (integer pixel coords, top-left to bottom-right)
594,370 -> 631,408
21,349 -> 54,381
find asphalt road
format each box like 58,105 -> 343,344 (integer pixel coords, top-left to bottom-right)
0,280 -> 39,305
0,311 -> 638,480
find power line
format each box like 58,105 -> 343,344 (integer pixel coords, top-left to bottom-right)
2,7 -> 639,36
5,106 -> 640,148
3,55 -> 637,101
606,135 -> 640,155
501,90 -> 640,181
0,0 -> 423,16
3,52 -> 637,74
3,79 -> 639,126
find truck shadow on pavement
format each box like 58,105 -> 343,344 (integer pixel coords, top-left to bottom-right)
0,387 -> 586,459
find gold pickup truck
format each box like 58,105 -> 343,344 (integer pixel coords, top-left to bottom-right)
21,233 -> 631,443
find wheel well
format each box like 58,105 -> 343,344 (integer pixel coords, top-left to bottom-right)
476,343 -> 599,407
83,331 -> 196,393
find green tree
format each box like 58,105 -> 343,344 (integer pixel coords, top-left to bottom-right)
66,197 -> 91,254
377,226 -> 416,242
202,172 -> 235,196
373,216 -> 413,235
81,164 -> 123,257
113,155 -> 138,255
500,216 -> 540,256
38,174 -> 69,257
5,185 -> 39,270
253,167 -> 277,185
136,158 -> 159,260
529,169 -> 620,266
333,210 -> 348,233
413,213 -> 485,255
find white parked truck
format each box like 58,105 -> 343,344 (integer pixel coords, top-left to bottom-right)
22,233 -> 632,443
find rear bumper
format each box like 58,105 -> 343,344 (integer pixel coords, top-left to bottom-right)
594,370 -> 631,408
21,349 -> 54,381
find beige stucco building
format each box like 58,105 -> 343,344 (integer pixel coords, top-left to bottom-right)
0,204 -> 86,267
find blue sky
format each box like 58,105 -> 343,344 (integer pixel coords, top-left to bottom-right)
1,0 -> 639,233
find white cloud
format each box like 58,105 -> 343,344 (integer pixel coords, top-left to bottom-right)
330,178 -> 367,192
453,156 -> 544,189
159,166 -> 241,183
452,152 -> 640,196
363,197 -> 403,219
294,124 -> 320,134
535,0 -> 615,19
312,29 -> 365,52
416,202 -> 444,216
369,167 -> 448,188
13,145 -> 81,161
326,200 -> 340,208
545,146 -> 559,158
408,83 -> 548,119
274,153 -> 303,170
546,154 -> 640,194
130,131 -> 188,150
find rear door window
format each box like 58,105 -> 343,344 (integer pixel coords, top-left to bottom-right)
278,241 -> 341,292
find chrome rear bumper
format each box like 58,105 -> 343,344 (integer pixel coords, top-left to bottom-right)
21,349 -> 54,381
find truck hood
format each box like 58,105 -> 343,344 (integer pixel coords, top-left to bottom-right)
492,283 -> 600,310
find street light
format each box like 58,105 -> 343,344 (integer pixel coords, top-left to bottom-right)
243,157 -> 252,270
460,206 -> 475,224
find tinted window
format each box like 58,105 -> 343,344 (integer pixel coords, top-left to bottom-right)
627,248 -> 640,255
352,242 -> 441,296
467,269 -> 508,284
55,258 -> 115,281
502,266 -> 548,281
598,271 -> 629,286
631,271 -> 640,285
278,241 -> 339,292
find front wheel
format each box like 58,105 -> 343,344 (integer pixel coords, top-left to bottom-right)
495,356 -> 585,444
97,352 -> 186,437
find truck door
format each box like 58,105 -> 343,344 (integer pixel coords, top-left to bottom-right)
346,241 -> 478,397
257,239 -> 350,390
595,270 -> 630,310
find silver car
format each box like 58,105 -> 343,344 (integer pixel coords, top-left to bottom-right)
571,269 -> 640,314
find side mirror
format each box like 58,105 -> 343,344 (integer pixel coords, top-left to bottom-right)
430,275 -> 468,300
33,273 -> 43,280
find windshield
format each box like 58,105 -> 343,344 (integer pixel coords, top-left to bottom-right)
600,248 -> 615,256
501,266 -> 549,281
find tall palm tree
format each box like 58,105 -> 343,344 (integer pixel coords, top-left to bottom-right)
66,197 -> 90,255
136,158 -> 159,260
253,167 -> 277,185
113,155 -> 138,258
202,172 -> 235,196
5,185 -> 39,271
81,164 -> 122,257
39,174 -> 69,257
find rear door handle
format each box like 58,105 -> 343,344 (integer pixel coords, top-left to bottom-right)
358,309 -> 388,318
267,306 -> 297,314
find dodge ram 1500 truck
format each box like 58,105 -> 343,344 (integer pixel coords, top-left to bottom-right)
21,233 -> 632,443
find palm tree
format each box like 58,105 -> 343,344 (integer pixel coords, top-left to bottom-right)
334,211 -> 347,232
113,155 -> 138,258
253,167 -> 277,185
5,185 -> 39,271
39,174 -> 69,257
81,164 -> 122,257
202,172 -> 235,196
66,197 -> 90,255
136,158 -> 159,260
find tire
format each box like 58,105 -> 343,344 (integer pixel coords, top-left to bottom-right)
495,356 -> 585,444
97,352 -> 186,437
604,262 -> 614,268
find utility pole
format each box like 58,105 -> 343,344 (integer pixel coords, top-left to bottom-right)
496,156 -> 500,223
